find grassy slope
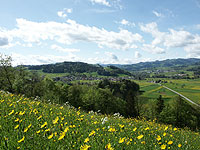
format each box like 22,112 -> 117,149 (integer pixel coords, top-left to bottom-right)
0,91 -> 199,150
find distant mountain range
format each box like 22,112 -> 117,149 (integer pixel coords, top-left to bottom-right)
23,58 -> 200,74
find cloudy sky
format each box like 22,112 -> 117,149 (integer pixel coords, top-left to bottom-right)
1,0 -> 200,65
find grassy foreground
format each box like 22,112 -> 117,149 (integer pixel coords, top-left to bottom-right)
0,91 -> 199,150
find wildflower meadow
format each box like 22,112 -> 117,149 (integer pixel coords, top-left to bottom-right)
0,90 -> 199,149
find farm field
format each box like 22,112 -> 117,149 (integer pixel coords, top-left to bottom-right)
135,79 -> 200,105
161,79 -> 200,105
1,91 -> 200,150
135,80 -> 177,103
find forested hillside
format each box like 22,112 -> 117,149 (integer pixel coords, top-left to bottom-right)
24,62 -> 131,76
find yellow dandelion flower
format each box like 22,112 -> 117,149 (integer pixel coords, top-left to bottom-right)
15,125 -> 19,129
64,127 -> 69,132
137,135 -> 143,140
145,127 -> 149,130
17,146 -> 20,149
37,115 -> 42,120
19,111 -> 25,116
89,130 -> 95,136
126,141 -> 130,145
54,132 -> 57,136
15,118 -> 20,122
45,128 -> 50,132
141,141 -> 146,144
133,127 -> 137,131
164,126 -> 168,131
4,137 -> 8,140
178,144 -> 182,148
119,124 -> 125,129
84,137 -> 89,143
173,128 -> 177,131
156,135 -> 161,141
119,137 -> 125,143
36,130 -> 41,134
105,143 -> 114,150
163,132 -> 166,136
24,124 -> 32,132
18,136 -> 25,143
24,128 -> 28,133
108,127 -> 116,132
58,132 -> 65,140
168,141 -> 173,145
161,144 -> 166,149
48,133 -> 54,139
53,116 -> 59,124
80,144 -> 91,150
41,122 -> 47,128
8,110 -> 14,115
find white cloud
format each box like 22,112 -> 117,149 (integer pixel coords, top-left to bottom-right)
66,8 -> 72,13
57,11 -> 67,18
57,8 -> 72,18
119,19 -> 135,27
184,43 -> 200,58
142,44 -> 165,54
11,53 -> 80,66
11,52 -> 140,66
120,19 -> 128,25
89,8 -> 116,13
2,18 -> 142,51
152,10 -> 163,17
51,44 -> 80,53
135,51 -> 142,58
105,52 -> 119,62
90,0 -> 110,7
164,29 -> 196,48
90,0 -> 123,9
140,22 -> 200,57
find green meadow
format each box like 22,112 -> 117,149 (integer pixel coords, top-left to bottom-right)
0,91 -> 200,150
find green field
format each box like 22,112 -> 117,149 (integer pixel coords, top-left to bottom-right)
162,79 -> 200,104
0,91 -> 200,150
135,79 -> 200,105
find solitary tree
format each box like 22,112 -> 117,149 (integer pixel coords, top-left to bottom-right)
0,54 -> 15,92
156,95 -> 165,115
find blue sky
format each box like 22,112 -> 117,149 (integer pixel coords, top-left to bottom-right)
0,0 -> 200,65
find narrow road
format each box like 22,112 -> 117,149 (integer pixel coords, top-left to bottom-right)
159,84 -> 200,108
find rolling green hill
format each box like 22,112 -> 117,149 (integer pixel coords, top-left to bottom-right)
23,62 -> 131,77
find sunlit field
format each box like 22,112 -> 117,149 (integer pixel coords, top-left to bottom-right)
162,79 -> 200,104
0,91 -> 199,150
135,79 -> 200,105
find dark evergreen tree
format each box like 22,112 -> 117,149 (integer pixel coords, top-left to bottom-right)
155,95 -> 165,116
